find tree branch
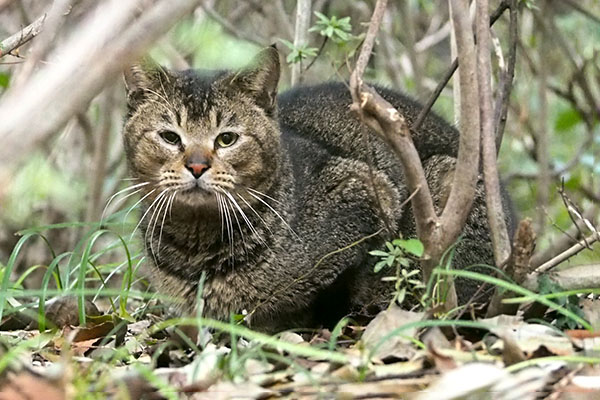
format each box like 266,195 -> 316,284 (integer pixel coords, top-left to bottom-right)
438,0 -> 480,247
0,0 -> 201,183
535,233 -> 600,274
493,0 -> 517,151
201,2 -> 265,47
477,0 -> 511,267
291,0 -> 311,85
524,264 -> 600,292
412,0 -> 510,132
0,13 -> 46,58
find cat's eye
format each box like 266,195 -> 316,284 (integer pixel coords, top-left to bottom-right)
215,132 -> 239,148
159,130 -> 181,145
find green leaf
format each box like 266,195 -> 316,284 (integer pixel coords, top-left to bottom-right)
314,11 -> 329,22
393,239 -> 424,257
374,260 -> 387,273
369,250 -> 389,257
279,38 -> 295,50
386,255 -> 395,267
398,257 -> 410,267
395,287 -> 406,304
554,108 -> 582,132
0,73 -> 10,89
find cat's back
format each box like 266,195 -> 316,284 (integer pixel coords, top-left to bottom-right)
277,82 -> 460,161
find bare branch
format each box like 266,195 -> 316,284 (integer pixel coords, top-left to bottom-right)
535,7 -> 550,236
11,0 -> 71,90
562,0 -> 600,26
352,87 -> 438,237
415,21 -> 451,53
0,13 -> 46,58
291,0 -> 311,85
493,0 -> 517,151
477,0 -> 511,267
535,233 -> 600,274
438,0 -> 480,246
524,264 -> 600,292
0,0 -> 201,180
202,1 -> 267,47
201,2 -> 265,47
412,0 -> 510,132
530,207 -> 598,268
349,0 -> 388,97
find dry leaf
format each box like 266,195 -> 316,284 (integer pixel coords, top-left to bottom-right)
0,372 -> 65,400
361,305 -> 425,362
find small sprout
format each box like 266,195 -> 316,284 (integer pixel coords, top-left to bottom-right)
309,12 -> 355,43
370,238 -> 426,307
279,39 -> 318,64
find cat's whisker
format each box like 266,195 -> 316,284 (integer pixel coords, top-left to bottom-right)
101,181 -> 150,222
215,192 -> 225,242
168,191 -> 177,221
226,192 -> 266,248
245,186 -> 283,205
224,192 -> 247,254
123,188 -> 157,228
246,190 -> 299,239
236,193 -> 272,235
219,190 -> 235,262
158,192 -> 176,254
131,188 -> 168,241
148,190 -> 171,260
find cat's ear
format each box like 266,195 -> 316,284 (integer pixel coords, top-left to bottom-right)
225,45 -> 280,114
123,57 -> 170,107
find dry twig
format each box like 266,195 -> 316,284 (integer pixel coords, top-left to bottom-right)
0,0 -> 201,188
0,13 -> 46,58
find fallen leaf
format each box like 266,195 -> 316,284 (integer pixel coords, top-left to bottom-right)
416,363 -> 548,400
43,297 -> 101,328
361,305 -> 425,362
0,371 -> 65,400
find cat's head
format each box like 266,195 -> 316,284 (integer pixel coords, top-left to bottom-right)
122,47 -> 281,213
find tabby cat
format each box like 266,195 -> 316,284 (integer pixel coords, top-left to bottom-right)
122,47 -> 512,333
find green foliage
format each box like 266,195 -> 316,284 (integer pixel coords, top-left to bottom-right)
520,0 -> 539,10
163,18 -> 259,70
309,12 -> 353,43
279,39 -> 318,64
370,239 -> 425,305
554,107 -> 583,133
0,72 -> 10,89
537,275 -> 585,330
2,154 -> 86,226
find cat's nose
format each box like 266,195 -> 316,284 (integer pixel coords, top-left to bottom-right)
185,162 -> 210,179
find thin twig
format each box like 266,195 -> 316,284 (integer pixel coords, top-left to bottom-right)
477,0 -> 511,267
291,0 -> 311,85
201,2 -> 265,47
412,0 -> 510,132
0,0 -> 201,171
438,0 -> 480,246
493,0 -> 517,151
0,13 -> 46,58
535,6 -> 550,236
534,233 -> 600,274
562,0 -> 600,25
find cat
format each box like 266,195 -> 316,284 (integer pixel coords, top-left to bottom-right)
122,47 -> 513,333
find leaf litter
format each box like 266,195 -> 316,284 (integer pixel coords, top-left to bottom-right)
1,297 -> 600,399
